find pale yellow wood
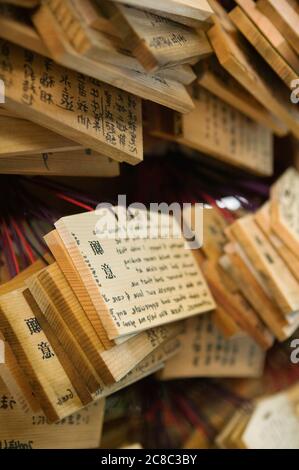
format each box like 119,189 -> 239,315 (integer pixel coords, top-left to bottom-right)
74,0 -> 119,37
0,254 -> 53,296
105,2 -> 212,72
96,321 -> 182,383
151,87 -> 274,176
223,242 -> 296,341
0,378 -> 105,449
144,6 -> 212,29
0,288 -> 86,422
0,331 -> 40,414
270,167 -> 299,258
0,40 -> 143,165
230,215 -> 299,317
54,207 -> 215,339
208,17 -> 299,138
161,314 -> 265,379
0,116 -> 81,157
201,207 -> 228,261
26,268 -> 104,393
255,202 -> 299,283
112,0 -> 214,24
27,255 -> 182,385
32,4 -> 195,113
242,384 -> 299,449
203,261 -> 274,349
235,0 -> 299,75
197,58 -> 286,136
24,289 -> 94,404
0,150 -> 120,177
42,0 -> 196,84
44,230 -> 114,350
46,0 -> 146,70
257,0 -> 299,54
93,336 -> 181,401
212,307 -> 241,339
230,6 -> 297,89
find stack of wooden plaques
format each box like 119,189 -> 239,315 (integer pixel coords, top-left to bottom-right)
146,0 -> 299,175
0,204 -> 219,446
161,168 -> 299,381
0,0 -> 298,176
217,382 -> 299,449
218,167 -> 299,344
0,0 -> 214,113
0,0 -> 216,175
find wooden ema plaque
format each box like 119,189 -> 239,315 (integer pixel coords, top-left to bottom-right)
103,2 -> 212,72
208,12 -> 299,138
0,377 -> 105,449
270,168 -> 299,259
0,39 -> 143,165
230,5 -> 297,89
54,206 -> 215,339
150,86 -> 274,176
230,215 -> 299,317
111,0 -> 214,28
33,4 -> 195,113
197,57 -> 287,136
161,314 -> 265,379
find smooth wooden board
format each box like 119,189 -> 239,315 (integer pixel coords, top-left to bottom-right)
54,207 -> 215,339
161,314 -> 265,379
93,336 -> 181,401
0,378 -> 105,449
27,262 -> 181,384
97,322 -> 182,383
46,0 -> 147,70
72,0 -> 120,37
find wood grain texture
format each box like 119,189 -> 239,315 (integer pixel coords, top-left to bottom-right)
0,39 -> 143,165
208,15 -> 299,138
33,4 -> 195,113
230,6 -> 297,89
